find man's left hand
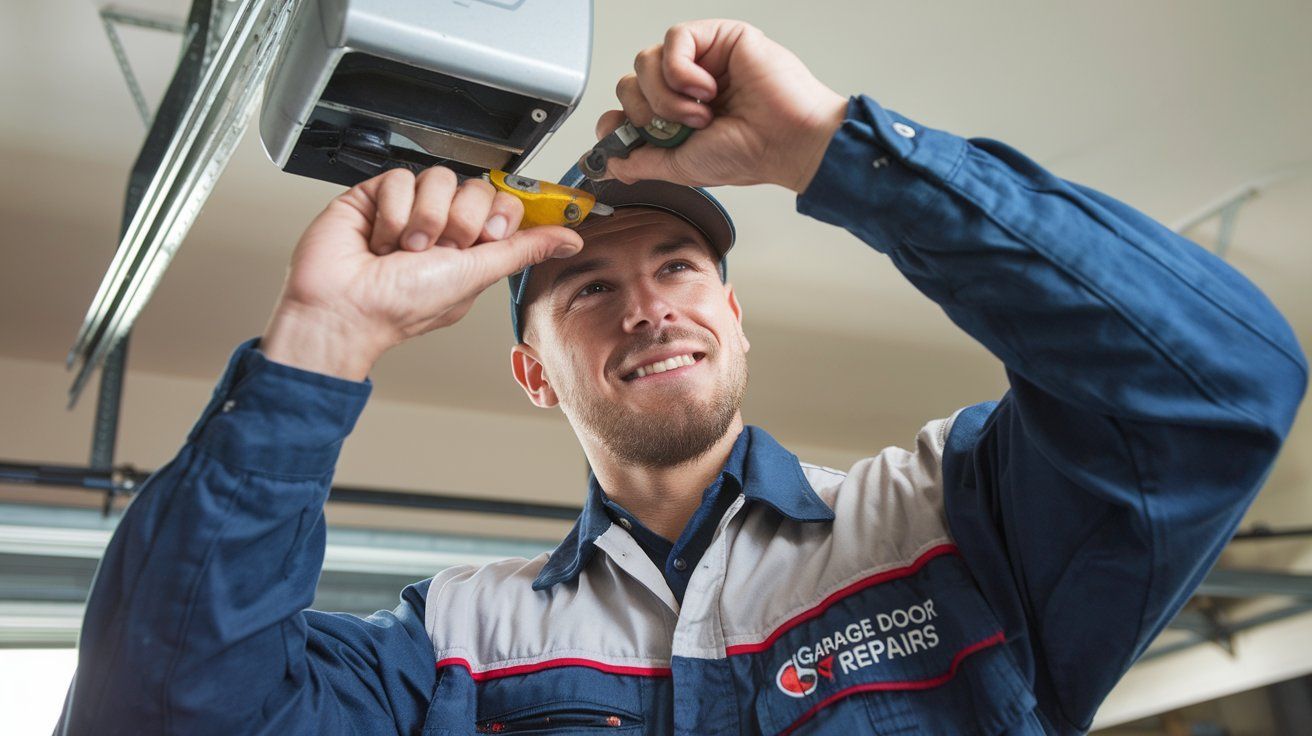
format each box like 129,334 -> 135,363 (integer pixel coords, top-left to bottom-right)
597,19 -> 847,193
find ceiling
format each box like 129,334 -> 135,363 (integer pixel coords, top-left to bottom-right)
1,1 -> 1310,554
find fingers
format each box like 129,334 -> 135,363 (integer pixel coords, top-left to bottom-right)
601,20 -> 759,163
661,23 -> 721,100
400,167 -> 457,252
604,145 -> 697,187
481,191 -> 525,242
464,225 -> 584,290
363,166 -> 526,256
635,46 -> 711,128
622,47 -> 711,132
442,178 -> 497,248
368,169 -> 417,255
595,109 -> 628,140
615,73 -> 656,128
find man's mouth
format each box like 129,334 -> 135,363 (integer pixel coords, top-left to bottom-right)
621,352 -> 706,381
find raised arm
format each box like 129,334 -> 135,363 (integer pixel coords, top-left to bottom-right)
597,18 -> 1306,733
59,169 -> 584,734
794,94 -> 1306,731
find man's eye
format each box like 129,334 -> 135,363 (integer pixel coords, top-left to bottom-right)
577,282 -> 609,298
664,260 -> 693,274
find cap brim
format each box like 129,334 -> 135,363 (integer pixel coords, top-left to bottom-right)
509,165 -> 736,342
558,165 -> 736,260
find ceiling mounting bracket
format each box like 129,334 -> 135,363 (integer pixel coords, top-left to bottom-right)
99,4 -> 187,126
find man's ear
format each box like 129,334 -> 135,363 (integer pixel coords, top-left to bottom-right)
511,343 -> 560,408
726,283 -> 750,353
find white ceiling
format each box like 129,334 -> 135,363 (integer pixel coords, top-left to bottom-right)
1,2 -> 1310,545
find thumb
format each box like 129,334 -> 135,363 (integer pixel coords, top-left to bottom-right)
465,225 -> 584,289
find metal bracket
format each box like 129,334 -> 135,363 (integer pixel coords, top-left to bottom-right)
1197,598 -> 1236,657
1193,568 -> 1312,601
1169,166 -> 1309,256
1174,186 -> 1259,258
98,4 -> 187,126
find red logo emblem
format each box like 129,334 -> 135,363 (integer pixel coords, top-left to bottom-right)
775,655 -> 834,698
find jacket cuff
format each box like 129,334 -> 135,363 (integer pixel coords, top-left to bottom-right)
796,95 -> 967,251
187,339 -> 371,477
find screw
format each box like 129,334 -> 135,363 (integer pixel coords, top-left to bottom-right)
564,203 -> 581,222
584,151 -> 607,175
531,108 -> 547,123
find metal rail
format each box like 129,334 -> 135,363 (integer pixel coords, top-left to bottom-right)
68,0 -> 295,405
0,460 -> 582,521
1139,603 -> 1312,662
6,458 -> 1312,659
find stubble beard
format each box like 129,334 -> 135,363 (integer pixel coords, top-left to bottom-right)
561,342 -> 749,469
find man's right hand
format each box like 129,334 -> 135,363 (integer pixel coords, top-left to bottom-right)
261,167 -> 584,380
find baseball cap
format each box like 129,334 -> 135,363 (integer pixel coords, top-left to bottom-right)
507,164 -> 737,342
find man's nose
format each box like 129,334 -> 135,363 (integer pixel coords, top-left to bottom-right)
621,283 -> 676,333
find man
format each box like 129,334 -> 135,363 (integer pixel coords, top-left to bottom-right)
60,19 -> 1305,736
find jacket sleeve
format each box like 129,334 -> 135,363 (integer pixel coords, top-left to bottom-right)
796,95 -> 1307,732
56,341 -> 436,735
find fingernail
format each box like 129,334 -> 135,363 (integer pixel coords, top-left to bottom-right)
552,242 -> 582,259
485,214 -> 508,240
404,232 -> 428,251
685,112 -> 711,128
437,238 -> 459,249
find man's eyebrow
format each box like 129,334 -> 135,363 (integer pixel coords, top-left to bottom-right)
550,257 -> 613,293
547,238 -> 709,295
651,238 -> 706,258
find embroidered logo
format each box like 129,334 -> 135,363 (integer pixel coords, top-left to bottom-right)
773,598 -> 942,697
775,654 -> 834,697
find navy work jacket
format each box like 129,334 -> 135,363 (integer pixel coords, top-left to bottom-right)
57,96 -> 1306,735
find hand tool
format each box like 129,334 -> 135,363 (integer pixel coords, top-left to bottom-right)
298,125 -> 613,229
578,117 -> 693,180
476,170 -> 614,229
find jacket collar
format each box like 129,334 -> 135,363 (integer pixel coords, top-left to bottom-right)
532,425 -> 833,591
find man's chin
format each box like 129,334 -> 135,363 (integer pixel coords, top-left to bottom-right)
599,420 -> 732,468
596,396 -> 736,464
616,388 -> 712,417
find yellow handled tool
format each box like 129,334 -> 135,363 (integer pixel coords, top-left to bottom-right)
479,170 -> 614,229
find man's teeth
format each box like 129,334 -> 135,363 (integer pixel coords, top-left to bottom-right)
633,354 -> 696,378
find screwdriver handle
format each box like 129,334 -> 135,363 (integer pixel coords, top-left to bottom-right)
636,118 -> 693,148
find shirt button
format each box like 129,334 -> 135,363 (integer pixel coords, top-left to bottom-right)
672,557 -> 688,572
617,517 -> 632,531
221,399 -> 236,413
892,122 -> 916,138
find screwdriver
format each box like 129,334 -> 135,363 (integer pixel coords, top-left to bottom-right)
578,117 -> 693,181
323,126 -> 614,229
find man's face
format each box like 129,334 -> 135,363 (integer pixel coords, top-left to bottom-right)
511,208 -> 750,468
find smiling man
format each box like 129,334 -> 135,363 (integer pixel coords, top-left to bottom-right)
510,205 -> 750,545
60,18 -> 1306,736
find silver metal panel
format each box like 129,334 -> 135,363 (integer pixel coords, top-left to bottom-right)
343,0 -> 591,104
259,0 -> 592,169
259,0 -> 340,166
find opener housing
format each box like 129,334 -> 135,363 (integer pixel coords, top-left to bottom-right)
260,0 -> 593,185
